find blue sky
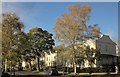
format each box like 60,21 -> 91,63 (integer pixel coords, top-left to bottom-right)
2,2 -> 118,45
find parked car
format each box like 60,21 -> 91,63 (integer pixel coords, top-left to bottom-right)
45,67 -> 58,75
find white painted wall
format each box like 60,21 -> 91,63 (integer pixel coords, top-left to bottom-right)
44,52 -> 57,66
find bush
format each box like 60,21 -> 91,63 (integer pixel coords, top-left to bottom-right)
31,64 -> 37,71
40,68 -> 44,72
18,66 -> 23,71
56,65 -> 115,73
56,66 -> 64,71
32,67 -> 37,71
102,66 -> 115,72
2,73 -> 11,77
68,67 -> 74,73
80,66 -> 115,73
56,66 -> 74,73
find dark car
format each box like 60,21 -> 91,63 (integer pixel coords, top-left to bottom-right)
45,67 -> 58,76
51,68 -> 59,75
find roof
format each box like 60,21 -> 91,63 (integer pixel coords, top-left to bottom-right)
96,35 -> 116,45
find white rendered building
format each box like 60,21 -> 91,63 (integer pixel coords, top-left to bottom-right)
44,52 -> 57,66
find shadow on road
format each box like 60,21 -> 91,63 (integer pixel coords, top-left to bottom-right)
14,75 -> 62,77
2,72 -> 120,77
2,73 -> 63,77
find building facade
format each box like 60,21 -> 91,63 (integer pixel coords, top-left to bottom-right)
44,52 -> 57,66
43,35 -> 117,68
96,35 -> 117,66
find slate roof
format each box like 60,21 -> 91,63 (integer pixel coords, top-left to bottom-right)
96,35 -> 116,45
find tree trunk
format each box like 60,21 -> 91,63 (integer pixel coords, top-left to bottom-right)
37,57 -> 40,71
28,61 -> 32,71
89,65 -> 92,74
5,59 -> 7,73
72,43 -> 77,74
73,62 -> 77,74
72,52 -> 77,74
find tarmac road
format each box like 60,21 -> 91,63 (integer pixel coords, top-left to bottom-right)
5,71 -> 120,77
12,71 -> 62,77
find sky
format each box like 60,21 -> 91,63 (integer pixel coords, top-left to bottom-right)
1,0 -> 120,2
2,2 -> 118,46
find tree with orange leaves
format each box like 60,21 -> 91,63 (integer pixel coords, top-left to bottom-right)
53,4 -> 100,74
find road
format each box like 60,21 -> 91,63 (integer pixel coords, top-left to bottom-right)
11,71 -> 62,77
4,71 -> 120,77
11,71 -> 48,77
15,71 -> 42,76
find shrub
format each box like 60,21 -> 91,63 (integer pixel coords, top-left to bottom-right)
56,66 -> 65,71
2,73 -> 11,77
